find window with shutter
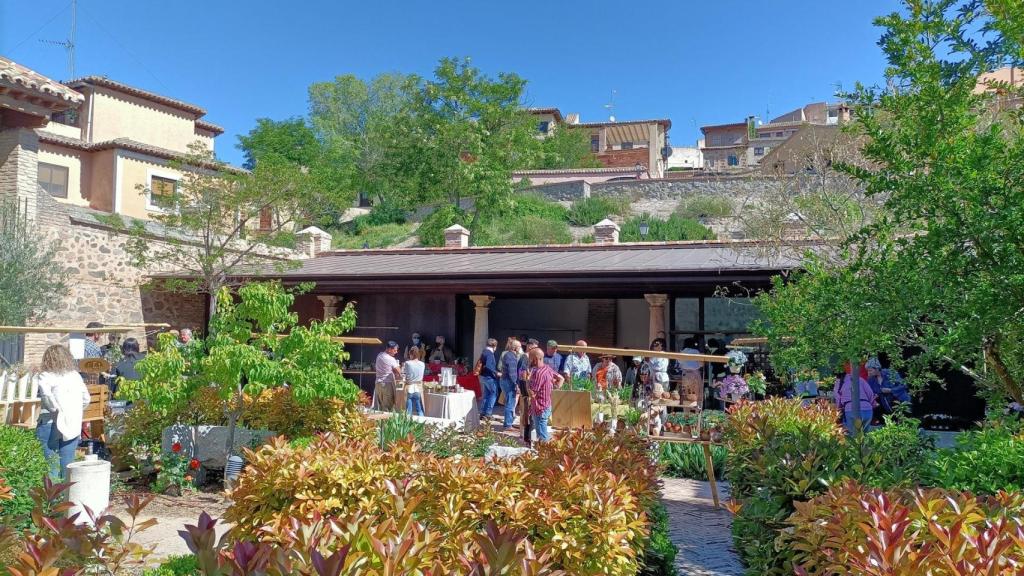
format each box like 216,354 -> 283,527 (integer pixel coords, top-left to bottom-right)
149,176 -> 177,210
38,163 -> 69,198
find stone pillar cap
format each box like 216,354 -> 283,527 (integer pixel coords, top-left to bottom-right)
594,218 -> 620,230
444,224 -> 470,234
297,226 -> 332,237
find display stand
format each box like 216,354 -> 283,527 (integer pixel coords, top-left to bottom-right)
550,390 -> 592,430
651,435 -> 722,508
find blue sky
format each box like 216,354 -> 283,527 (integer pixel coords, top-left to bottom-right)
2,0 -> 902,166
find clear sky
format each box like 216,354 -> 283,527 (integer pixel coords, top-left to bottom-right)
1,0 -> 903,167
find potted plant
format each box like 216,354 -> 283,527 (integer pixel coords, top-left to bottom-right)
702,410 -> 726,442
747,371 -> 768,398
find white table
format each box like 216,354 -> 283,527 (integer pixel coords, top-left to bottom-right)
394,388 -> 479,432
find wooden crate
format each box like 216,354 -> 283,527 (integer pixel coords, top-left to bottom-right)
550,390 -> 592,430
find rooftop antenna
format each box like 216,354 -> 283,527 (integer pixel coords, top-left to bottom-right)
603,89 -> 617,122
39,0 -> 76,78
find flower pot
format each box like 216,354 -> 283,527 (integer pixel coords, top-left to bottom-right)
700,429 -> 711,441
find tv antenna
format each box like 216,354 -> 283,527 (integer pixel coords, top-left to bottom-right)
40,0 -> 77,79
603,89 -> 617,122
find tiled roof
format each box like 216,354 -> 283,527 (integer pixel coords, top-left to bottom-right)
64,76 -> 205,116
576,118 -> 672,129
195,119 -> 224,134
255,240 -> 809,279
700,121 -> 748,133
0,56 -> 83,104
37,131 -> 246,173
513,167 -> 642,176
527,107 -> 564,122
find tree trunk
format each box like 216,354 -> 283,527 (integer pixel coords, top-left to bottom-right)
984,337 -> 1023,404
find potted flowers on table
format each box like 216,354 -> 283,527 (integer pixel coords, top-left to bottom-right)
702,411 -> 727,442
747,371 -> 768,398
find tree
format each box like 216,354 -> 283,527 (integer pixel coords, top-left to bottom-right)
530,125 -> 602,170
105,143 -> 315,317
755,0 -> 1024,406
0,200 -> 69,329
308,73 -> 416,207
399,57 -> 543,223
120,282 -> 359,460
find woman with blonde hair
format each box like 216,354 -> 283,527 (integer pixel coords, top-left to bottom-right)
34,345 -> 91,480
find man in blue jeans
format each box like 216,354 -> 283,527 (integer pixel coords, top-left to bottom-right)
498,338 -> 523,431
527,347 -> 564,442
478,338 -> 500,422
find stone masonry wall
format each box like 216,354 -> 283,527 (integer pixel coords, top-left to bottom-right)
0,128 -> 40,222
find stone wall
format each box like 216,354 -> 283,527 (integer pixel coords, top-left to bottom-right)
528,179 -> 591,201
0,128 -> 40,221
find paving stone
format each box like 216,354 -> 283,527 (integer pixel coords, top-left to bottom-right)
660,477 -> 744,576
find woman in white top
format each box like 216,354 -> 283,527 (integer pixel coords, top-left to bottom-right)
649,338 -> 671,396
402,347 -> 425,416
34,345 -> 91,480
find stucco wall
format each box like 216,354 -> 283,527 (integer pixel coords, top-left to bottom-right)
119,154 -> 186,218
87,88 -> 207,154
38,144 -> 88,207
88,149 -> 116,212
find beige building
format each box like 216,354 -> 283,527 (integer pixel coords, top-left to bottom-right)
701,102 -> 851,171
32,74 -> 229,221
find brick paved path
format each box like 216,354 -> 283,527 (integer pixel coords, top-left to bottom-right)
660,477 -> 744,576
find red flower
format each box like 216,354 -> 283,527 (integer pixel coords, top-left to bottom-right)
171,442 -> 182,454
189,458 -> 200,470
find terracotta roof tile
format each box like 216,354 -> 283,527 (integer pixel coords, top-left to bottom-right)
195,118 -> 224,134
37,131 -> 246,173
0,56 -> 83,104
64,76 -> 205,116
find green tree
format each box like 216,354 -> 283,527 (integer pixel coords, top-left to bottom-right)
120,282 -> 359,459
0,200 -> 69,330
755,0 -> 1024,406
401,57 -> 542,223
531,125 -> 602,170
106,143 -> 315,317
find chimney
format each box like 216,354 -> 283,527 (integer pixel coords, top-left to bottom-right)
295,226 -> 333,258
444,224 -> 470,248
593,219 -> 620,244
565,112 -> 580,125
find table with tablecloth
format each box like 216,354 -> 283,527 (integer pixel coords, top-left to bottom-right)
423,372 -> 481,399
394,387 -> 480,431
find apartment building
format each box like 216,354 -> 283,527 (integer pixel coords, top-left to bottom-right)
31,73 -> 230,220
527,108 -> 672,179
701,102 -> 851,171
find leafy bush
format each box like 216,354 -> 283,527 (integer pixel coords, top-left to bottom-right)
378,411 -> 428,449
848,413 -> 935,488
638,501 -> 678,576
143,554 -> 199,576
360,202 -> 407,228
567,196 -> 630,226
675,196 -> 734,220
923,419 -> 1024,493
659,442 -> 727,480
0,425 -> 49,527
782,479 -> 1024,576
475,214 -> 572,246
333,222 -> 415,249
510,193 -> 568,221
723,398 -> 846,573
417,204 -> 467,246
419,424 -> 520,458
619,214 -> 715,242
226,428 -> 656,574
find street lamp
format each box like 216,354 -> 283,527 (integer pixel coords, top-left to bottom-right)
639,220 -> 650,238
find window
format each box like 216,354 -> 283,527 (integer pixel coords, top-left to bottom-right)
590,135 -> 600,152
620,141 -> 634,150
754,147 -> 765,156
50,110 -> 78,127
775,131 -> 784,138
149,175 -> 177,211
38,162 -> 69,198
727,155 -> 739,166
538,121 -> 550,134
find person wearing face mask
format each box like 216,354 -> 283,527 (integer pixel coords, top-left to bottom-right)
427,335 -> 454,364
405,332 -> 424,359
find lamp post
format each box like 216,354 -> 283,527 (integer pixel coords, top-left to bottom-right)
639,219 -> 650,239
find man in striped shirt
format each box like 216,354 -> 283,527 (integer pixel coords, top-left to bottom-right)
528,347 -> 564,442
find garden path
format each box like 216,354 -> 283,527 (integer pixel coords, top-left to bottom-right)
660,477 -> 743,576
110,490 -> 231,560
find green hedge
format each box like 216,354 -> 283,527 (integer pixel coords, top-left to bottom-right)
0,425 -> 49,528
620,214 -> 715,242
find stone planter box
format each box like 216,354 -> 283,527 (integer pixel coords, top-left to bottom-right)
162,424 -> 276,470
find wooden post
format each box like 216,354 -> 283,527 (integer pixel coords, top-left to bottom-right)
702,442 -> 720,508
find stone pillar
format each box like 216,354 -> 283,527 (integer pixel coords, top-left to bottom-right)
295,226 -> 333,258
317,295 -> 340,320
444,224 -> 470,248
644,293 -> 669,343
469,295 -> 494,362
593,219 -> 620,244
0,128 -> 40,223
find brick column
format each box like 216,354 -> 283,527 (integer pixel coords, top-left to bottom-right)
0,127 -> 40,223
586,299 -> 618,347
469,295 -> 494,363
644,293 -> 669,343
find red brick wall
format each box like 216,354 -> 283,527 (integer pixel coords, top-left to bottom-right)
596,147 -> 649,170
586,299 -> 618,347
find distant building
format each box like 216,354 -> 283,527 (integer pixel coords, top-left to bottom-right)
665,142 -> 703,171
526,108 -> 671,179
701,102 -> 851,171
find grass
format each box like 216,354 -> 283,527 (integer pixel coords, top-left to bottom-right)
675,196 -> 734,220
567,196 -> 632,226
332,222 -> 415,249
620,214 -> 715,242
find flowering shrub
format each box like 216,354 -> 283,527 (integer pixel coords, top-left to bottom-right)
782,479 -> 1024,576
718,374 -> 748,397
152,442 -> 198,495
225,428 -> 656,575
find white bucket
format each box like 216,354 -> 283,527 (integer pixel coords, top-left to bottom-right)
66,454 -> 111,525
